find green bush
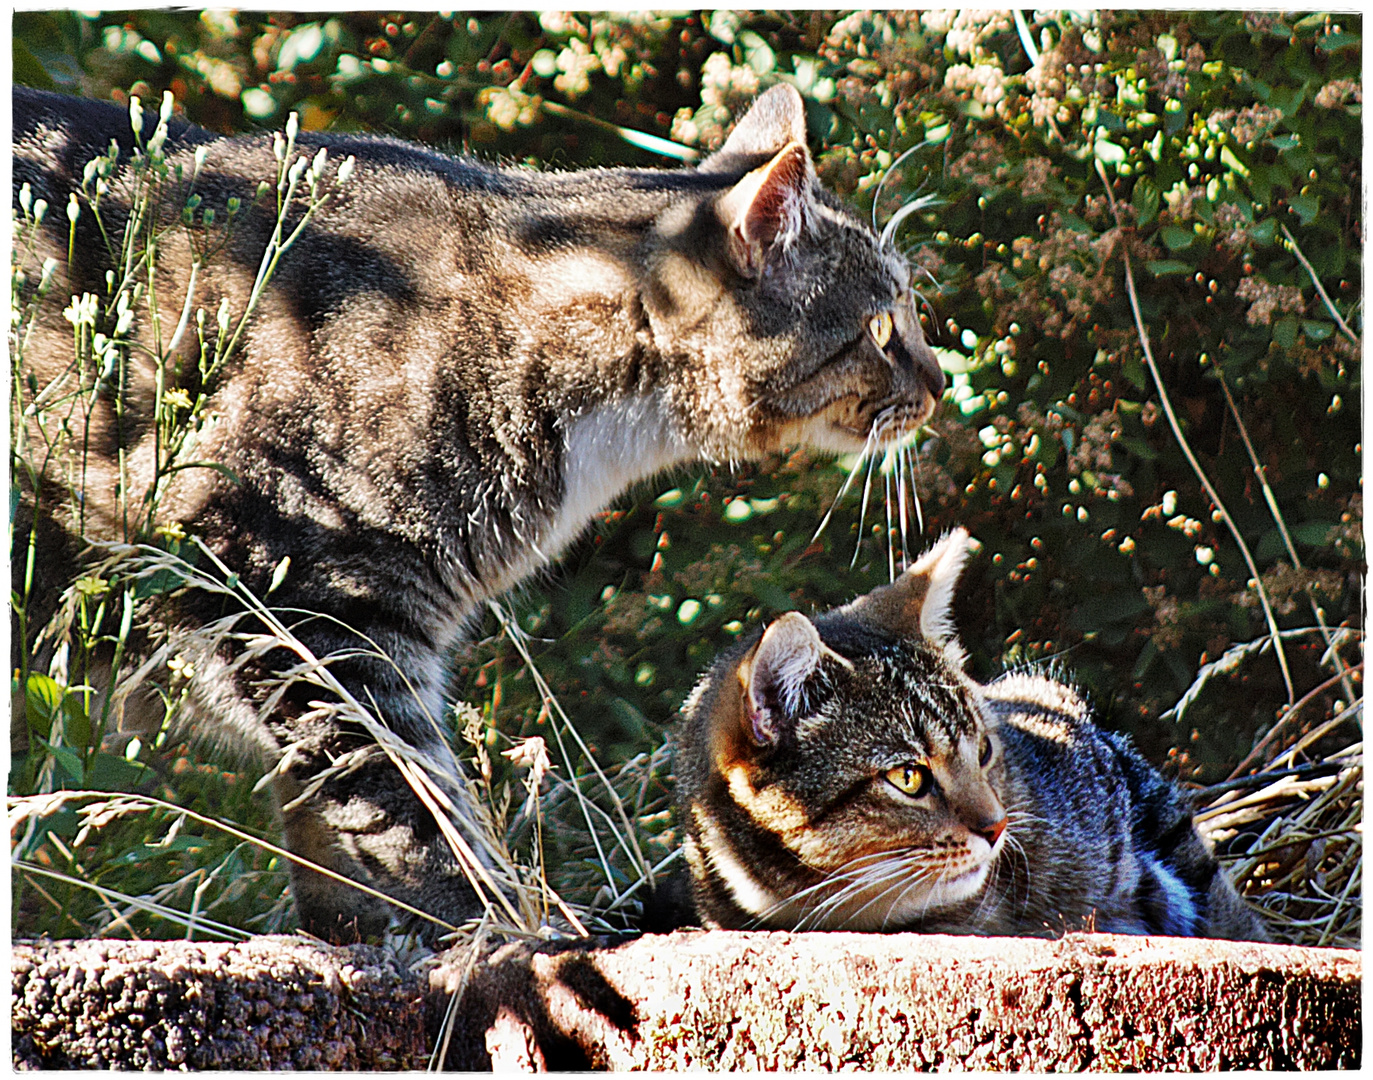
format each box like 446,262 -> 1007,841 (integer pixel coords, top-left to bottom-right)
12,11 -> 1361,946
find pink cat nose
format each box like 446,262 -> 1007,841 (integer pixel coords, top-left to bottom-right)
974,815 -> 1006,848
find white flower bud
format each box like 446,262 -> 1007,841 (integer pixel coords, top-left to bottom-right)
67,193 -> 80,224
160,90 -> 174,124
129,96 -> 143,136
337,155 -> 356,184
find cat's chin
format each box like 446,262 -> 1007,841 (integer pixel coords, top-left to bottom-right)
767,415 -> 923,458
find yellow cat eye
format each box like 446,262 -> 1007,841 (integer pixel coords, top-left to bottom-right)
887,762 -> 934,799
978,735 -> 993,768
869,312 -> 893,349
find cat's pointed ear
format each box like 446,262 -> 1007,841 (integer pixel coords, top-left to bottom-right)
737,611 -> 825,746
841,528 -> 973,656
716,142 -> 813,278
700,84 -> 809,173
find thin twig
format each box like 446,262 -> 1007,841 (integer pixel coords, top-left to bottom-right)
1280,223 -> 1359,345
1095,159 -> 1294,703
1229,666 -> 1361,780
1215,374 -> 1357,705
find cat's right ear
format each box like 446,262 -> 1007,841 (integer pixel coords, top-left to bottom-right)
700,84 -> 809,172
840,528 -> 973,658
715,143 -> 813,278
737,611 -> 828,746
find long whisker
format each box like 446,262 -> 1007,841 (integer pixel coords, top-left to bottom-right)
883,457 -> 895,582
748,856 -> 883,930
851,438 -> 882,570
811,425 -> 878,545
759,849 -> 927,931
895,441 -> 911,571
907,441 -> 925,536
878,862 -> 941,931
807,856 -> 932,931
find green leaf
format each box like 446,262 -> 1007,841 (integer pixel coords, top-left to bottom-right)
1317,31 -> 1359,53
1301,320 -> 1334,342
12,38 -> 57,90
85,750 -> 149,792
1132,177 -> 1160,226
1119,436 -> 1158,460
1159,225 -> 1195,252
1068,592 -> 1151,631
24,673 -> 61,740
1287,194 -> 1319,225
1146,259 -> 1192,277
1290,520 -> 1337,547
1249,218 -> 1277,245
1272,317 -> 1299,349
62,694 -> 92,752
134,567 -> 185,600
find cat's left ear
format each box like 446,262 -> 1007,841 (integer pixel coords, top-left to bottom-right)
737,612 -> 832,746
715,142 -> 814,278
840,528 -> 973,660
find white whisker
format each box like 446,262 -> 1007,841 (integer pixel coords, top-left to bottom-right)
850,442 -> 882,570
811,425 -> 878,545
907,444 -> 925,536
883,459 -> 895,582
895,441 -> 911,571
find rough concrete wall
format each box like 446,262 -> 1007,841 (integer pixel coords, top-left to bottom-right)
433,930 -> 1361,1071
11,931 -> 1361,1071
11,936 -> 428,1069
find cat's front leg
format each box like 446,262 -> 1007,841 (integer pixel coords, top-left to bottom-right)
260,662 -> 488,945
273,741 -> 481,944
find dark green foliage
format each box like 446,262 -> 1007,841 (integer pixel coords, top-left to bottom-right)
12,11 -> 1360,940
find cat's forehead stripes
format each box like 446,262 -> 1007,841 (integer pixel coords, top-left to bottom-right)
848,648 -> 984,747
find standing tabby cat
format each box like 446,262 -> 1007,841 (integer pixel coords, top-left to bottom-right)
677,529 -> 1267,939
12,85 -> 944,942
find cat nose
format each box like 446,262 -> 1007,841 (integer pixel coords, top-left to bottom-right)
972,814 -> 1006,849
904,332 -> 946,401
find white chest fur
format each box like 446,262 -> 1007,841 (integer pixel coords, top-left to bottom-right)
540,392 -> 691,564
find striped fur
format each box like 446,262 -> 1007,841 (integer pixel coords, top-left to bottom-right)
13,85 -> 945,943
676,529 -> 1268,940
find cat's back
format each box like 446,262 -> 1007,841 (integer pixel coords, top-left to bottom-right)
13,85 -> 516,199
980,668 -> 1265,940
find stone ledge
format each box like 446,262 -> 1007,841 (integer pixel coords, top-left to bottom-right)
11,936 -> 428,1070
431,930 -> 1361,1071
11,931 -> 1361,1071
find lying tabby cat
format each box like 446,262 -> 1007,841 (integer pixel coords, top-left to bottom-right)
12,85 -> 944,942
676,529 -> 1267,939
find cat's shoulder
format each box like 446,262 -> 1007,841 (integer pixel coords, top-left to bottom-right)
979,667 -> 1094,745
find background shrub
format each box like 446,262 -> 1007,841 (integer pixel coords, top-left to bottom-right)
12,10 -> 1361,946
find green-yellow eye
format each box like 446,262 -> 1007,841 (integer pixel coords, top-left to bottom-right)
869,311 -> 893,349
887,761 -> 933,798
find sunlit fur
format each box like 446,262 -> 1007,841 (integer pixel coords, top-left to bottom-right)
12,83 -> 945,944
676,530 -> 1269,940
